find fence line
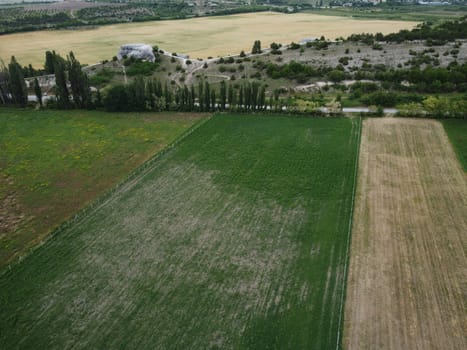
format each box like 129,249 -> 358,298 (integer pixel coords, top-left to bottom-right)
335,116 -> 362,350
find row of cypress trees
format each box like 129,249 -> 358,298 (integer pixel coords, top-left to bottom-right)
0,51 -> 91,109
103,78 -> 270,113
1,52 -> 280,113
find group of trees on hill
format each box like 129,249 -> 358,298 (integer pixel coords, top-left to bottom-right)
347,15 -> 467,45
0,51 -> 275,113
265,58 -> 467,93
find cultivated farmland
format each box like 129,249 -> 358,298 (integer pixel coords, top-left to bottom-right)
0,12 -> 418,67
344,118 -> 467,350
0,109 -> 205,269
0,114 -> 360,349
442,119 -> 467,171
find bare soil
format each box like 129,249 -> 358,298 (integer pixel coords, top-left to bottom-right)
344,118 -> 467,349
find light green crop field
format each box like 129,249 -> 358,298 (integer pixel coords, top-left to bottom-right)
0,114 -> 360,349
442,119 -> 467,172
0,108 -> 206,269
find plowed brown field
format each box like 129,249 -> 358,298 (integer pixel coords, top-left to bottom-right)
344,118 -> 467,350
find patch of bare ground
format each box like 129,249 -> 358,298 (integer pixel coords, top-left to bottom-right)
344,118 -> 467,350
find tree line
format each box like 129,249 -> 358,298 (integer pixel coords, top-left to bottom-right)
347,16 -> 467,45
1,51 -> 91,108
103,78 -> 273,113
0,51 -> 277,113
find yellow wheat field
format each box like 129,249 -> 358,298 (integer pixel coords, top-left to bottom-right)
0,12 -> 418,67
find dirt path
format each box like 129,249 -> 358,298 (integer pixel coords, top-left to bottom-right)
344,118 -> 467,350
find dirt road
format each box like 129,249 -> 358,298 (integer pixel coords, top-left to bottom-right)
344,118 -> 467,350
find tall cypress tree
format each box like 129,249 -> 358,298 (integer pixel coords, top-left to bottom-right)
0,63 -> 11,105
220,80 -> 226,110
44,51 -> 55,74
54,59 -> 70,109
227,83 -> 233,110
163,82 -> 172,110
204,81 -> 210,111
33,78 -> 42,107
239,85 -> 244,111
8,56 -> 27,107
251,40 -> 262,54
68,51 -> 91,109
190,85 -> 195,111
147,79 -> 155,110
183,85 -> 190,111
251,82 -> 259,111
259,85 -> 266,111
244,82 -> 251,110
198,80 -> 204,111
210,89 -> 216,111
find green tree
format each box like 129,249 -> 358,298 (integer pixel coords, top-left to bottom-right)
259,85 -> 266,110
239,85 -> 244,110
227,83 -> 233,109
204,81 -> 211,111
190,85 -> 196,111
103,85 -> 128,112
44,50 -> 65,75
163,82 -> 172,110
54,58 -> 70,109
44,51 -> 56,74
198,80 -> 204,111
0,61 -> 11,105
33,78 -> 42,107
127,77 -> 147,111
67,51 -> 91,108
220,80 -> 226,110
210,89 -> 216,110
251,40 -> 262,55
8,56 -> 27,107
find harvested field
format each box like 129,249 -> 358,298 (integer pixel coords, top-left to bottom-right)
0,115 -> 360,349
0,12 -> 418,67
344,118 -> 467,350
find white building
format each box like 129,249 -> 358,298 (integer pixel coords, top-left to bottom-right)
117,44 -> 155,62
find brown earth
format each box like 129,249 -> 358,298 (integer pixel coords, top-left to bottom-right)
344,118 -> 467,350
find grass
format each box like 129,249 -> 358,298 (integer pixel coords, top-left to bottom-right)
442,119 -> 467,171
0,114 -> 360,349
0,108 -> 206,269
307,5 -> 466,23
0,12 -> 418,67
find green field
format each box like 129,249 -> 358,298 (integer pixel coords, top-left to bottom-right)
0,109 -> 205,268
442,119 -> 467,172
0,114 -> 360,349
308,5 -> 466,23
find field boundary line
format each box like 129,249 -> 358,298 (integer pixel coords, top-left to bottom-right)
335,116 -> 362,350
1,114 -> 213,278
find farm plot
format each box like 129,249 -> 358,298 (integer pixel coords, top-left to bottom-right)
442,119 -> 467,171
344,118 -> 467,350
0,114 -> 360,349
0,12 -> 418,67
0,109 -> 205,269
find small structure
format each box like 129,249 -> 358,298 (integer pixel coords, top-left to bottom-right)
299,38 -> 317,45
117,44 -> 155,62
